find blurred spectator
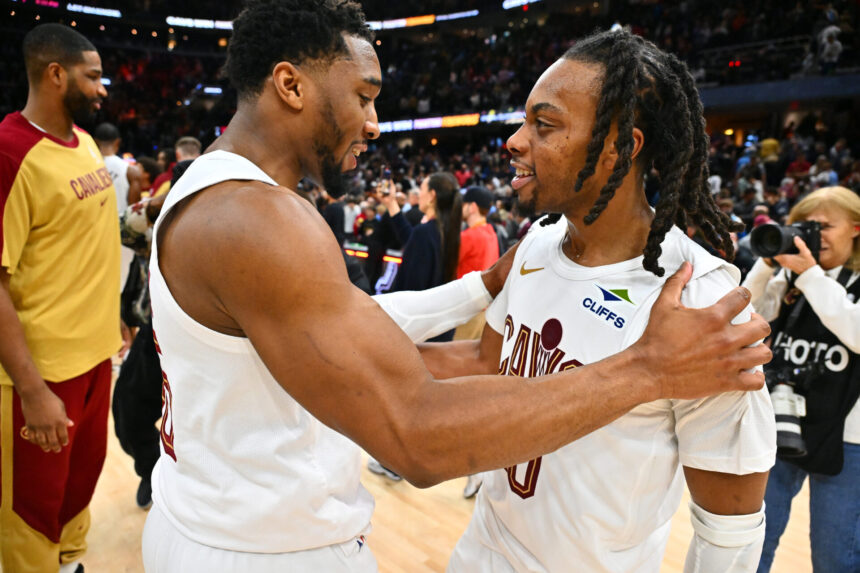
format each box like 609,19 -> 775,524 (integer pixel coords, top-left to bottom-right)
818,28 -> 843,74
457,186 -> 499,280
321,191 -> 346,246
763,187 -> 790,223
404,188 -> 424,227
136,156 -> 161,195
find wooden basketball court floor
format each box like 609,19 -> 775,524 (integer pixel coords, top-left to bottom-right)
79,379 -> 812,573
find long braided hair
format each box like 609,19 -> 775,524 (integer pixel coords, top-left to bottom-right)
539,29 -> 741,276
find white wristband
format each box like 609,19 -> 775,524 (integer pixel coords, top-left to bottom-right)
373,272 -> 492,343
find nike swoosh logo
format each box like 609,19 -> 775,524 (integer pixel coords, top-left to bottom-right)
100,197 -> 108,207
519,262 -> 544,276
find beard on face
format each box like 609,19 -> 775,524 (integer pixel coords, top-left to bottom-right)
64,79 -> 98,127
317,150 -> 349,198
312,98 -> 350,199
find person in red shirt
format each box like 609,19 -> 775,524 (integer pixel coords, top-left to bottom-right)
454,162 -> 473,187
786,156 -> 812,180
457,186 -> 500,279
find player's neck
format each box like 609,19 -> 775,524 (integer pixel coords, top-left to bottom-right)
209,103 -> 304,192
466,214 -> 486,228
561,185 -> 653,267
21,96 -> 74,141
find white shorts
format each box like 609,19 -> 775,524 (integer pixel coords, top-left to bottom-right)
447,509 -> 518,573
447,496 -> 545,573
143,502 -> 378,572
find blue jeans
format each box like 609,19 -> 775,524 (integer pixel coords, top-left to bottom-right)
757,442 -> 860,573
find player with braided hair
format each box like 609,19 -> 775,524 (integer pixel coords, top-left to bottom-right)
438,29 -> 776,572
537,31 -> 740,275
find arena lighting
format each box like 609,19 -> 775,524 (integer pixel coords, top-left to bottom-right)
344,249 -> 369,259
382,255 -> 403,264
165,16 -> 232,30
100,77 -> 111,86
441,113 -> 480,128
202,86 -> 222,95
67,3 -> 121,18
367,9 -> 480,30
502,0 -> 541,10
379,108 -> 526,133
436,10 -> 479,21
413,117 -> 443,130
480,110 -> 525,124
406,14 -> 435,27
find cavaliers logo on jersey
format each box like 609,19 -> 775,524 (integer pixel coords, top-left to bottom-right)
499,316 -> 582,498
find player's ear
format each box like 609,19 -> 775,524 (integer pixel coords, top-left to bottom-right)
271,61 -> 304,111
46,62 -> 66,90
600,122 -> 621,172
629,127 -> 645,161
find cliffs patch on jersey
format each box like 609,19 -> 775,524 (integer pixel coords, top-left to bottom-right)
582,284 -> 635,329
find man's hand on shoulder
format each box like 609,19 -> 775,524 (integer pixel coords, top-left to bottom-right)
633,262 -> 772,400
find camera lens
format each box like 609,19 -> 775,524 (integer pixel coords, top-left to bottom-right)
750,224 -> 801,257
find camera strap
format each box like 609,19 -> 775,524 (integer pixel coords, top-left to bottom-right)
771,267 -> 854,339
769,270 -> 805,339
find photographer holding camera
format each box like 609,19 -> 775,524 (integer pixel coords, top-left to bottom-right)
743,186 -> 860,573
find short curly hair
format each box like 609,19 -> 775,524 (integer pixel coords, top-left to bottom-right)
23,23 -> 96,84
225,0 -> 373,98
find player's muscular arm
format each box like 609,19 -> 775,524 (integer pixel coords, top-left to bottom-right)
126,163 -> 144,205
0,269 -> 72,453
684,467 -> 768,515
163,185 -> 771,487
418,326 -> 503,379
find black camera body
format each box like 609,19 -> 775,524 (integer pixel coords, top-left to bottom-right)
750,220 -> 821,260
766,362 -> 826,458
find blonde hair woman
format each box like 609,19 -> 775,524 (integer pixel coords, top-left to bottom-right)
743,186 -> 860,573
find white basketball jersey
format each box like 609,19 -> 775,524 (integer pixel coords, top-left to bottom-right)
103,154 -> 129,214
149,150 -> 374,553
455,218 -> 775,572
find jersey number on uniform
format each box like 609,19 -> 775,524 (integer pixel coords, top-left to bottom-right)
498,314 -> 584,498
505,457 -> 542,499
153,328 -> 177,462
160,372 -> 177,461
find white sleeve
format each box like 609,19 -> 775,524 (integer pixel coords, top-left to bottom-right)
684,501 -> 765,573
484,270 -> 512,335
673,267 -> 776,475
795,266 -> 860,352
372,271 -> 492,343
741,258 -> 787,322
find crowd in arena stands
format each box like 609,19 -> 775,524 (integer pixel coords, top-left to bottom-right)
680,120 -> 858,278
609,0 -> 856,82
374,0 -> 857,119
2,0 -> 857,158
297,111 -> 859,288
